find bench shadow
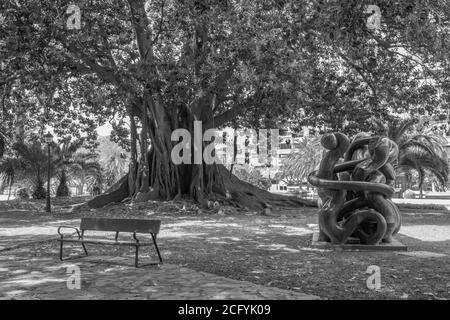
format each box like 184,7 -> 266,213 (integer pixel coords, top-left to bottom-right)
61,254 -> 162,269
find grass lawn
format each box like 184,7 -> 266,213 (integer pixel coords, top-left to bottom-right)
4,198 -> 448,300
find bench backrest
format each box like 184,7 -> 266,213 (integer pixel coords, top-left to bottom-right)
80,218 -> 161,234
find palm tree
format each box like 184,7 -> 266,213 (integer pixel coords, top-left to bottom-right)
373,118 -> 449,197
53,139 -> 84,197
0,157 -> 25,200
277,135 -> 322,187
0,128 -> 7,160
67,152 -> 102,196
10,141 -> 50,199
96,137 -> 129,188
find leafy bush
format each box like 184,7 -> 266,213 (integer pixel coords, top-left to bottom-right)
403,189 -> 415,199
16,187 -> 29,199
234,165 -> 271,190
32,179 -> 47,200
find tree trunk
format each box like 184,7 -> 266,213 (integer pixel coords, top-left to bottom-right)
128,110 -> 138,196
88,99 -> 316,210
7,181 -> 12,200
418,169 -> 424,199
87,176 -> 129,208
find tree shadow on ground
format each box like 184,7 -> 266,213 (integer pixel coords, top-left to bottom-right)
1,212 -> 449,299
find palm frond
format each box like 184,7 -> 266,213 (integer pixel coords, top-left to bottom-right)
0,130 -> 6,159
392,119 -> 414,142
398,149 -> 449,188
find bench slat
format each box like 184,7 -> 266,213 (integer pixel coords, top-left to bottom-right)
80,217 -> 160,234
58,239 -> 154,246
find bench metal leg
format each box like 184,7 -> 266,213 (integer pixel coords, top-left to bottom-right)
59,240 -> 89,261
151,233 -> 163,263
60,240 -> 64,261
81,243 -> 88,256
135,245 -> 139,268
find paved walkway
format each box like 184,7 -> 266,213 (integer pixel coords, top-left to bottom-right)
393,198 -> 450,210
0,210 -> 77,251
0,210 -> 319,300
0,253 -> 319,300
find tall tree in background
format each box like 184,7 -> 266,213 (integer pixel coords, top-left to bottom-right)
9,141 -> 49,199
53,139 -> 84,196
96,136 -> 129,188
67,152 -> 102,195
0,129 -> 6,160
0,157 -> 23,199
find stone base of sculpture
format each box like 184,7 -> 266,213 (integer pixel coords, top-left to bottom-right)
311,232 -> 407,251
308,132 -> 405,248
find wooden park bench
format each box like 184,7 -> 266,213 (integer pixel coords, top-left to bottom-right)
57,217 -> 162,267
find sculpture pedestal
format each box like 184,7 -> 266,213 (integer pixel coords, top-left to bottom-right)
311,233 -> 407,251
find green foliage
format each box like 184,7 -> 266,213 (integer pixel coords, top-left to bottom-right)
0,158 -> 17,188
16,187 -> 29,199
0,156 -> 26,199
8,141 -> 49,191
96,136 -> 129,188
1,0 -> 449,142
233,165 -> 271,190
32,177 -> 46,200
0,138 -> 100,198
374,118 -> 449,190
0,128 -> 7,159
56,169 -> 70,197
88,173 -> 103,196
52,139 -> 102,195
67,152 -> 102,195
277,136 -> 322,186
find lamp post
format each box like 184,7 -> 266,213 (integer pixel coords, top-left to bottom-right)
266,155 -> 272,191
44,132 -> 53,213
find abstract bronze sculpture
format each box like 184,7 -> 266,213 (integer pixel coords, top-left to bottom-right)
308,133 -> 401,245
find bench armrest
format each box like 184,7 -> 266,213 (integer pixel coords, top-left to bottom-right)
58,226 -> 82,239
132,231 -> 140,243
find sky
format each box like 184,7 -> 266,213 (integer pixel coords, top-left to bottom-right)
96,123 -> 112,137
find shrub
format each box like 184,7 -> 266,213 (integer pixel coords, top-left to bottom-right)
32,178 -> 47,200
16,188 -> 29,199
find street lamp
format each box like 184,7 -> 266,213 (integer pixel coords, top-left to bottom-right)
44,132 -> 53,213
266,155 -> 272,190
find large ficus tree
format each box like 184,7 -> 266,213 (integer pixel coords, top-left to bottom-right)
1,0 -> 313,209
1,0 -> 449,209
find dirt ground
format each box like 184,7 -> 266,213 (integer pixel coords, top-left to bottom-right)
2,198 -> 448,300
